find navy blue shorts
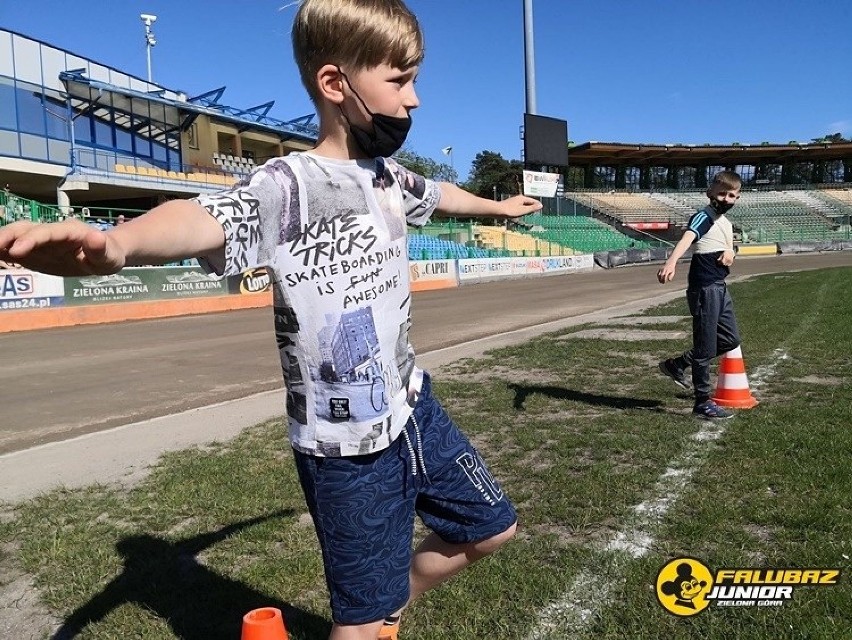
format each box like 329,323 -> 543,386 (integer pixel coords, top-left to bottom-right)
292,373 -> 517,625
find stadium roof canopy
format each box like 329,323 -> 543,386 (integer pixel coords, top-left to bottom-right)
567,141 -> 852,166
60,69 -> 318,146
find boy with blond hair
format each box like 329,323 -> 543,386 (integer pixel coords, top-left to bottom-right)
657,170 -> 743,420
0,0 -> 541,637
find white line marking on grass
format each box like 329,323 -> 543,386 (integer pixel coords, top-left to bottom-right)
526,421 -> 726,640
749,348 -> 789,389
529,337 -> 792,638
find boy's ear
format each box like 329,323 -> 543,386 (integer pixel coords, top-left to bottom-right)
316,64 -> 345,105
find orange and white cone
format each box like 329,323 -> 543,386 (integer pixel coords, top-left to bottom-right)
712,346 -> 759,409
241,608 -> 288,640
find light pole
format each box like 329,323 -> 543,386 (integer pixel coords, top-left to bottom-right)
523,0 -> 537,115
141,14 -> 157,83
45,104 -> 80,173
441,146 -> 454,182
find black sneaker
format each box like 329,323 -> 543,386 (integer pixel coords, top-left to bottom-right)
659,359 -> 690,390
692,400 -> 734,420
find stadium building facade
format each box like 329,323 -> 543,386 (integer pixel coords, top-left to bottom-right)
0,28 -> 317,211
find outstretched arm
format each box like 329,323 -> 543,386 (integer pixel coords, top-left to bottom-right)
433,182 -> 542,220
0,200 -> 223,277
657,230 -> 696,284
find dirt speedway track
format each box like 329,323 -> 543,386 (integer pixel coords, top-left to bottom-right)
2,252 -> 851,455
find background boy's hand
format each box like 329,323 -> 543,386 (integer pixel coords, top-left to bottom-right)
718,250 -> 735,266
657,262 -> 676,283
0,220 -> 126,277
495,194 -> 543,219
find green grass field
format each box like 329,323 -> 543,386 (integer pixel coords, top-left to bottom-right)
2,267 -> 850,639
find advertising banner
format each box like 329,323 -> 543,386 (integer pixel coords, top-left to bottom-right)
228,267 -> 273,294
527,257 -> 547,274
63,266 -> 226,306
458,258 -> 515,283
511,257 -> 530,276
626,222 -> 670,230
408,260 -> 458,291
0,269 -> 65,311
459,254 -> 592,283
542,256 -> 575,273
457,259 -> 489,283
574,254 -> 594,270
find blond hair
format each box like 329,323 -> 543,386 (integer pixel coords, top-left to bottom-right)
710,170 -> 742,191
292,0 -> 424,103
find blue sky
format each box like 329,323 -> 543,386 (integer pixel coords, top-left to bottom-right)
2,1 -> 850,180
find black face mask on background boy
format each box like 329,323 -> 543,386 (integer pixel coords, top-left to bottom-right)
710,199 -> 735,215
338,69 -> 411,158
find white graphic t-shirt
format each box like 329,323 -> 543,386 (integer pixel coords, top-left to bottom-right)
195,152 -> 440,456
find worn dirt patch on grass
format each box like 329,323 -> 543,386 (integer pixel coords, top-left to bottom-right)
604,315 -> 690,326
558,328 -> 688,341
792,375 -> 844,386
0,541 -> 59,640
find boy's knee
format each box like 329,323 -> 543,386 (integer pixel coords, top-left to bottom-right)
474,520 -> 517,556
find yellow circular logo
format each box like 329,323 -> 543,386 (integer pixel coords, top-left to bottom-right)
656,557 -> 714,616
239,268 -> 271,294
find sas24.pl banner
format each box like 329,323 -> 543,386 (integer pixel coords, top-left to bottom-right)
0,269 -> 65,311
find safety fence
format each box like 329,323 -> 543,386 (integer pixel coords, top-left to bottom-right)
1,255 -> 596,333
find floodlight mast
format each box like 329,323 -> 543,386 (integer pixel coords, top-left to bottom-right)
141,14 -> 157,83
523,0 -> 537,116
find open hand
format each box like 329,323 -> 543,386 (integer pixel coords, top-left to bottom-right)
496,195 -> 543,219
0,220 -> 126,276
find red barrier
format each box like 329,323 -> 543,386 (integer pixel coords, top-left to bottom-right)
0,291 -> 271,333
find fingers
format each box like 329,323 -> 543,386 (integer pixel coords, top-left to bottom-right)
0,222 -> 44,264
502,195 -> 542,212
504,200 -> 543,217
4,220 -> 90,258
0,220 -> 118,276
0,221 -> 37,251
519,196 -> 543,210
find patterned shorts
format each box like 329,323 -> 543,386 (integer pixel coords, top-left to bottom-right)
292,373 -> 517,624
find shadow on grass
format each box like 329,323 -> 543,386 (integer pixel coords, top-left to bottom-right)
52,510 -> 330,640
507,382 -> 663,412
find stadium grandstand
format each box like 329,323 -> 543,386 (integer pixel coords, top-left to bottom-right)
523,141 -> 852,247
0,28 -> 317,214
2,27 -> 851,258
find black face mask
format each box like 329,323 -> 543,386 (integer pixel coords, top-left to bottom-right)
339,70 -> 412,158
711,199 -> 735,215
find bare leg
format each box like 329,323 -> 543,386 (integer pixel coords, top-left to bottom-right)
408,522 -> 517,605
327,521 -> 517,638
328,620 -> 385,640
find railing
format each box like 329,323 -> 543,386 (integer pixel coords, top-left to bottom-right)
1,190 -> 146,227
71,147 -> 247,188
741,225 -> 851,243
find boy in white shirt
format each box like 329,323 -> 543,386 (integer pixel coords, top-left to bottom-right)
0,1 -> 542,637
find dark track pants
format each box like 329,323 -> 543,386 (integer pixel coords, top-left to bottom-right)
672,282 -> 741,404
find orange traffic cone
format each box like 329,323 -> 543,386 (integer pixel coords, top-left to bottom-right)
241,607 -> 288,640
712,346 -> 759,409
